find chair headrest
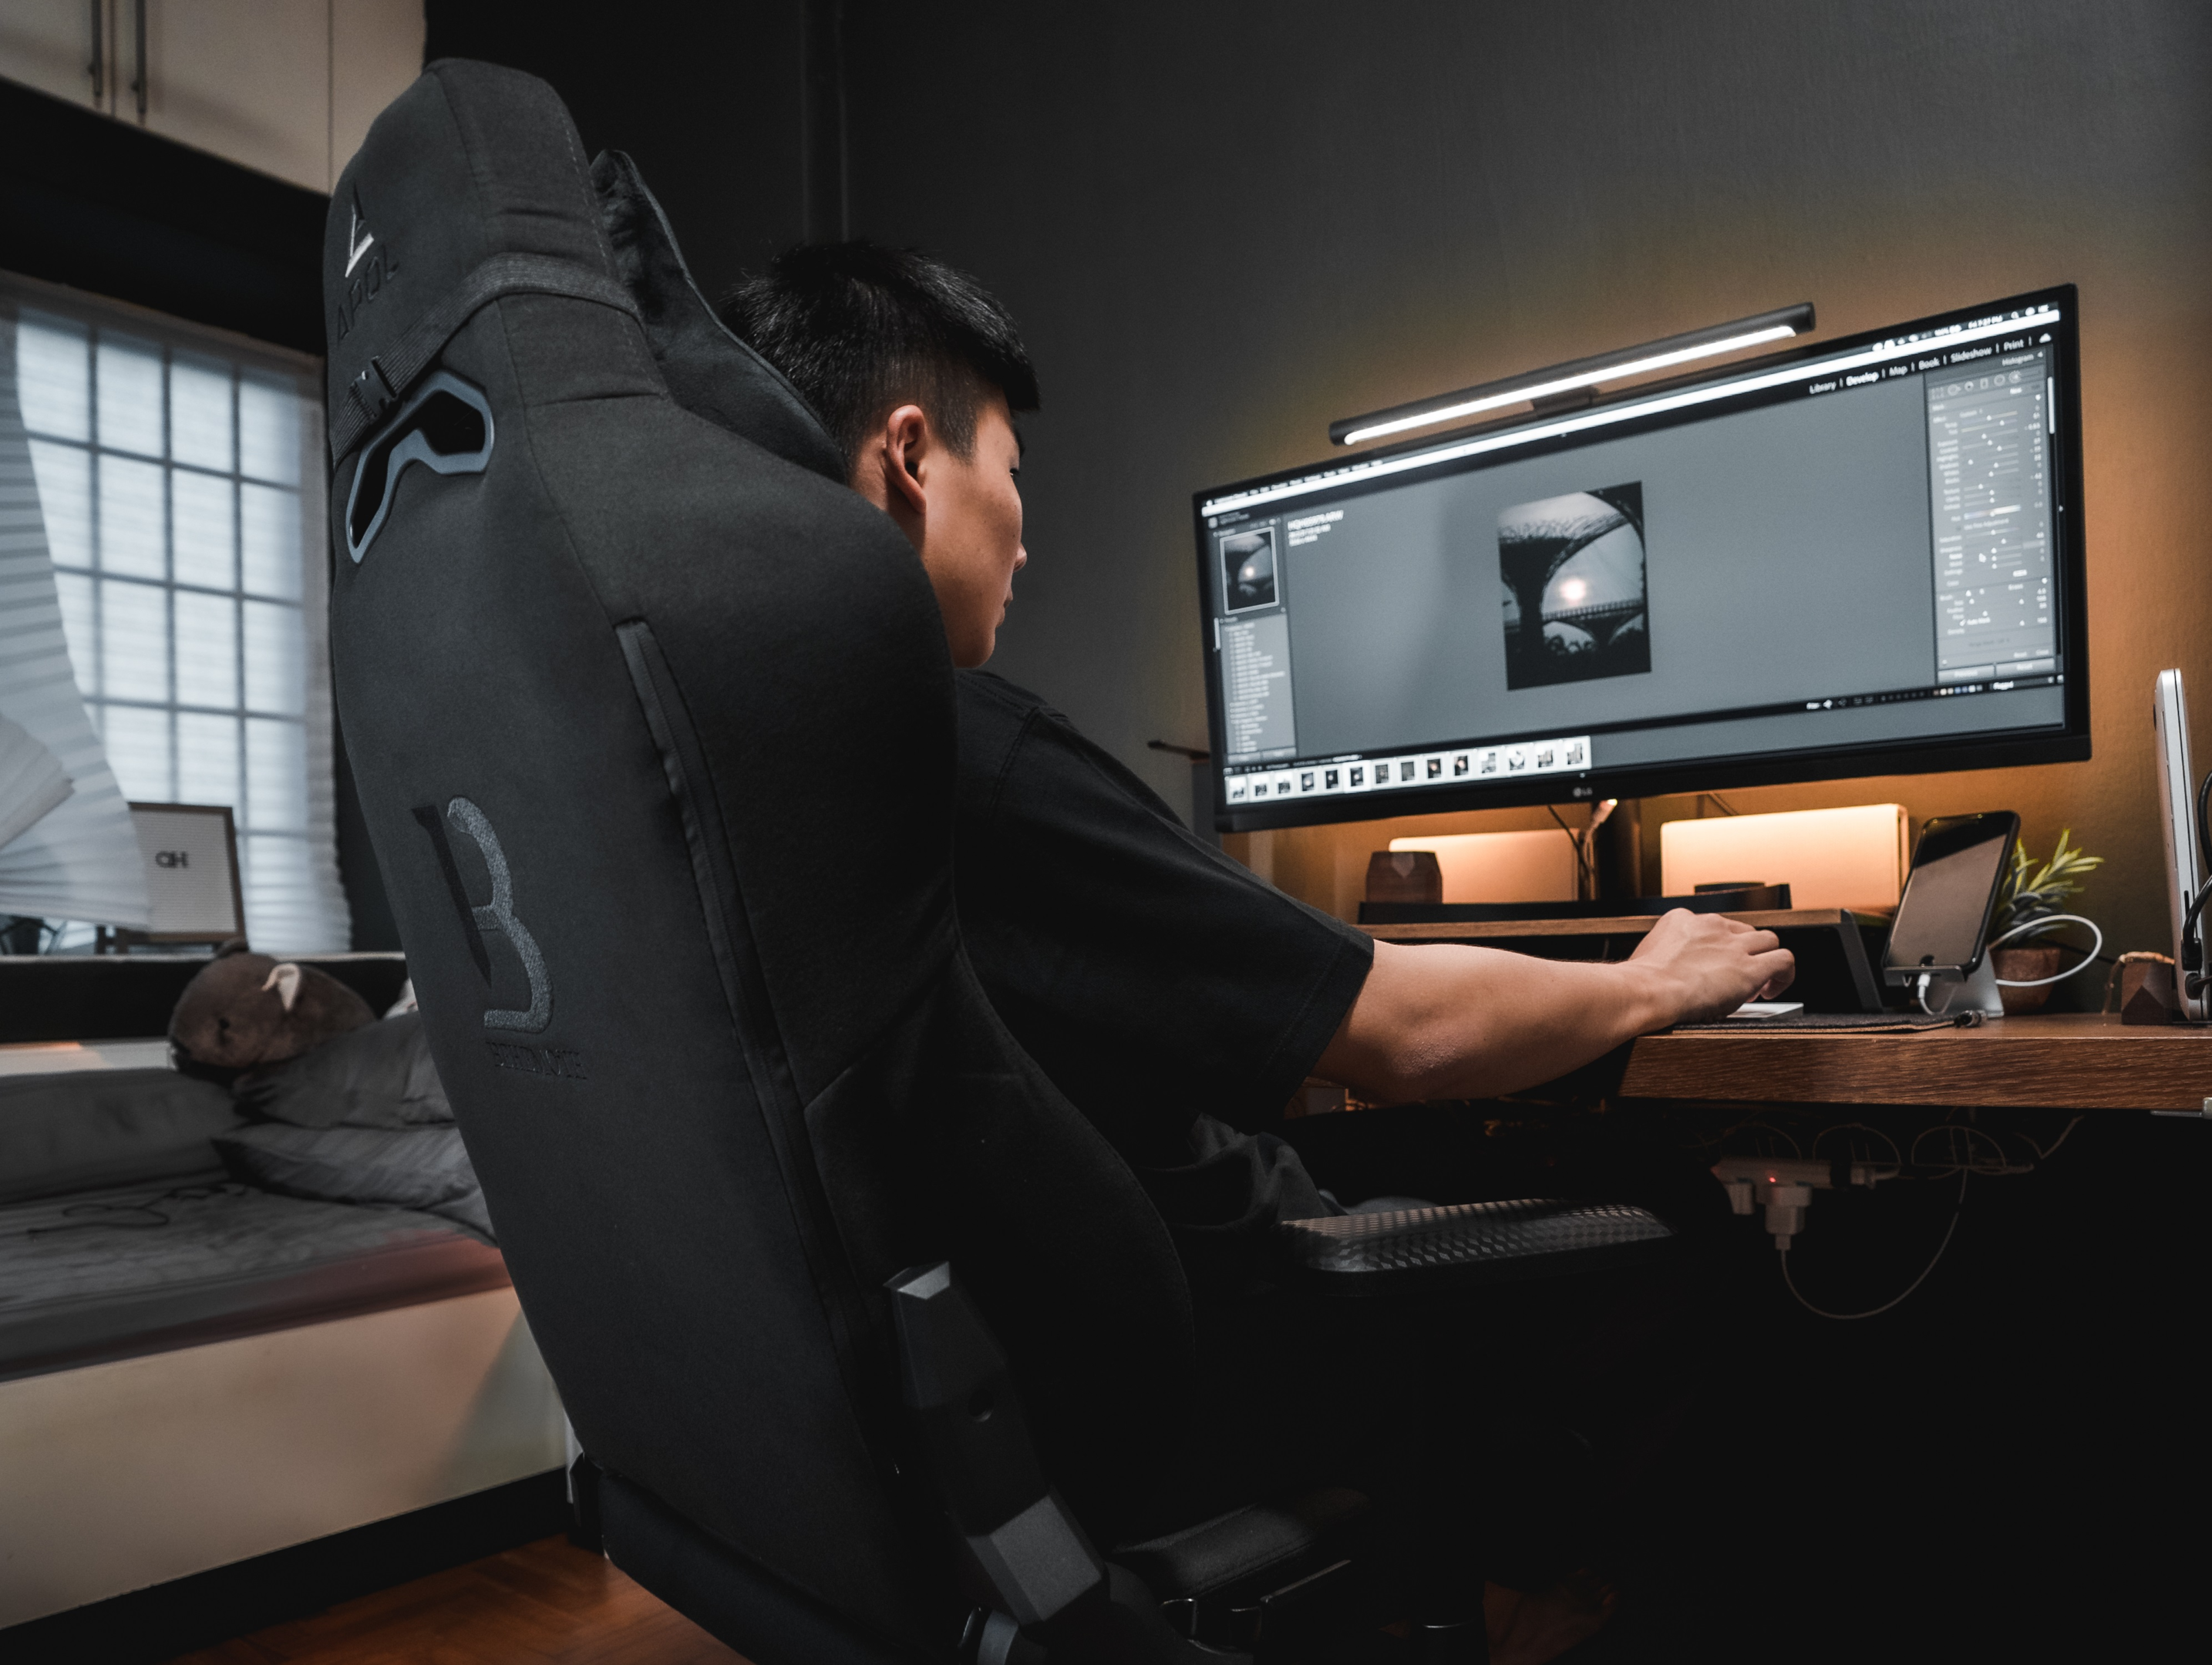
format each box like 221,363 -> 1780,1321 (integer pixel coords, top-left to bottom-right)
591,150 -> 847,484
324,60 -> 641,465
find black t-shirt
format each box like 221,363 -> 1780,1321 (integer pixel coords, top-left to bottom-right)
954,671 -> 1372,1283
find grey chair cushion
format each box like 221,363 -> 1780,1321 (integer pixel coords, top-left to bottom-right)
0,1069 -> 243,1206
233,1012 -> 453,1129
1278,1198 -> 1675,1292
214,1123 -> 493,1239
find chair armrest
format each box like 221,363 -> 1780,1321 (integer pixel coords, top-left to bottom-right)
1275,1199 -> 1673,1294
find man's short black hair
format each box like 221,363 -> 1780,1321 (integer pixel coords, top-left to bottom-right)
719,241 -> 1039,474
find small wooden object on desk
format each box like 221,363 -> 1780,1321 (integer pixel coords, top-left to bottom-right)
2116,954 -> 2183,1025
1365,851 -> 1443,906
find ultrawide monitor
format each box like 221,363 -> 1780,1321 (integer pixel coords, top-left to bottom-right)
1194,285 -> 2087,832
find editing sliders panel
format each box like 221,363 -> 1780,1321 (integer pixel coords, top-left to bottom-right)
1926,347 -> 2056,683
1225,733 -> 1591,806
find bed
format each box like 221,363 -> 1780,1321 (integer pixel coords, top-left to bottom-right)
0,1176 -> 510,1383
0,1046 -> 566,1631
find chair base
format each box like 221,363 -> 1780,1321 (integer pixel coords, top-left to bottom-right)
594,1462 -> 930,1665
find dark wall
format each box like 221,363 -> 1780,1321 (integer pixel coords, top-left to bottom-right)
838,0 -> 2212,966
422,0 -> 823,300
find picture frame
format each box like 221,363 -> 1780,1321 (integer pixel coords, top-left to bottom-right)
105,803 -> 247,947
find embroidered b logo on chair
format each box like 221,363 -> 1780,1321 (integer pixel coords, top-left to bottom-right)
413,796 -> 553,1033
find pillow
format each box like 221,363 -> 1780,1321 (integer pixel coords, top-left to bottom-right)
214,1123 -> 493,1239
0,1069 -> 244,1206
233,1012 -> 453,1129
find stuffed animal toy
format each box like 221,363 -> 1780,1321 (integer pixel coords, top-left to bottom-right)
170,939 -> 376,1075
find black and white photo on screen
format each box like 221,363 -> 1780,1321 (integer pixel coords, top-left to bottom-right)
1220,526 -> 1279,613
1497,481 -> 1650,689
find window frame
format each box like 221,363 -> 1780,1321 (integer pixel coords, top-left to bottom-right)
2,269 -> 349,954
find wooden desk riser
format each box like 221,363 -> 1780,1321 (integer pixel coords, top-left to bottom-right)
1363,911 -> 2212,1113
1362,907 -> 1861,946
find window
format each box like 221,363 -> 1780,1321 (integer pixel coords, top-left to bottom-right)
6,282 -> 348,953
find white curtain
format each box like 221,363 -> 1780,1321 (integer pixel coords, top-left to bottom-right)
0,314 -> 149,928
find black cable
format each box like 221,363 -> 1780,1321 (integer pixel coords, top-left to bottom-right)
19,1182 -> 243,1238
1547,803 -> 1593,896
2197,766 -> 2211,874
2182,768 -> 2212,991
2186,884 -> 2212,995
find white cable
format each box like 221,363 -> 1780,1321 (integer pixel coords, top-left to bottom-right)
2023,1115 -> 2084,1161
1913,970 -> 1934,1016
1909,1121 -> 2028,1176
1810,1120 -> 1903,1180
1985,913 -> 2103,987
1779,1171 -> 1968,1320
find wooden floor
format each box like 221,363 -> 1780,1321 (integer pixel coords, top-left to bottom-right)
170,1536 -> 748,1665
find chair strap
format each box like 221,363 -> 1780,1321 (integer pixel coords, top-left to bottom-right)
330,254 -> 641,463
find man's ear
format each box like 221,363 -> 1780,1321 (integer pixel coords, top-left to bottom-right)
881,404 -> 931,518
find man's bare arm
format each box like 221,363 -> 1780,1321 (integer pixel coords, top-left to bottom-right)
1315,909 -> 1794,1105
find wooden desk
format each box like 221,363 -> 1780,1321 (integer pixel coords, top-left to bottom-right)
1364,914 -> 2212,1112
1618,1012 -> 2212,1112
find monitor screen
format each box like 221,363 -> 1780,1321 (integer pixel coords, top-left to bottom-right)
1194,285 -> 2086,831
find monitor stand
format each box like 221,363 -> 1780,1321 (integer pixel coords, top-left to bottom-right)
1591,796 -> 1643,903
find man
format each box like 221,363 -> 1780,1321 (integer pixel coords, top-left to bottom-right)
720,244 -> 1789,1226
719,240 -> 1784,1663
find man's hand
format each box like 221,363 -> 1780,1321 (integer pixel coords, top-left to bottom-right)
1622,908 -> 1795,1027
1318,912 -> 1796,1105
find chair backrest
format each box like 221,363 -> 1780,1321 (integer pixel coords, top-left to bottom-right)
323,61 -> 1191,1652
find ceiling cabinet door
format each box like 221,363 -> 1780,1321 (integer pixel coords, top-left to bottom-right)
0,0 -> 114,112
137,0 -> 331,192
332,0 -> 426,188
4,2 -> 423,194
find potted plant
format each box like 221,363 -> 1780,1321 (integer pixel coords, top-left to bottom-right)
1990,829 -> 2103,1013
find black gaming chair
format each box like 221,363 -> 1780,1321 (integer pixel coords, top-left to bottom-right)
324,61 -> 1674,1665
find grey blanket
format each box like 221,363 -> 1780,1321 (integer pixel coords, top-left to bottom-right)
0,1178 -> 507,1380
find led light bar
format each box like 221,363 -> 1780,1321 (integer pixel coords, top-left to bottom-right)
1329,303 -> 1816,448
1209,302 -> 2061,519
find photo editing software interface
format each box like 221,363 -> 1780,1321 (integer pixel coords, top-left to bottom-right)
1197,289 -> 2079,826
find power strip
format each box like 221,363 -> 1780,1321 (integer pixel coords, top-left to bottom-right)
1709,1153 -> 1887,1250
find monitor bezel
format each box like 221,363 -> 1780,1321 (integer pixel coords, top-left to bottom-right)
1192,283 -> 2089,834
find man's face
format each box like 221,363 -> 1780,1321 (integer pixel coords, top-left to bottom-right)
915,396 -> 1026,667
852,392 -> 1027,668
